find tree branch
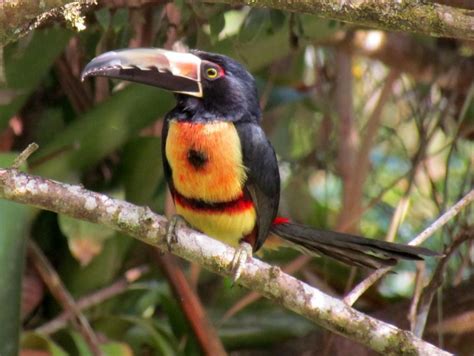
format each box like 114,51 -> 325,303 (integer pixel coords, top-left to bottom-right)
0,0 -> 96,46
28,239 -> 102,355
209,0 -> 474,40
0,168 -> 451,355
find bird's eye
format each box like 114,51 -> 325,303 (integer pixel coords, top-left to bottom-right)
206,67 -> 219,79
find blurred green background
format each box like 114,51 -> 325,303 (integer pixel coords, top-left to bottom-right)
0,2 -> 473,355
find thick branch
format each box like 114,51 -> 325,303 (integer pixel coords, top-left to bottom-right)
210,0 -> 474,40
0,0 -> 95,46
0,168 -> 450,355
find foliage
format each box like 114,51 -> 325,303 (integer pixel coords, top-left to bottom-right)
0,2 -> 472,355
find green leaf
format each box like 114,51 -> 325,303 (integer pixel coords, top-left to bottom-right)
60,233 -> 133,296
269,10 -> 286,33
21,332 -> 68,356
0,153 -> 34,356
0,28 -> 71,130
65,331 -> 134,356
239,8 -> 269,43
120,315 -> 177,355
101,341 -> 134,356
31,84 -> 173,180
121,137 -> 164,207
209,12 -> 226,42
215,16 -> 337,72
58,214 -> 115,266
160,294 -> 201,356
219,308 -> 314,349
95,8 -> 111,30
112,9 -> 130,34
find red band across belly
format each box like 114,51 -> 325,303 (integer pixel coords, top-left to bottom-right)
172,187 -> 254,214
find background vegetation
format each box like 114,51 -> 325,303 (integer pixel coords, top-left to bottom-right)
0,1 -> 473,355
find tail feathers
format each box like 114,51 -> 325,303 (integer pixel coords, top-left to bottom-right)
270,222 -> 439,269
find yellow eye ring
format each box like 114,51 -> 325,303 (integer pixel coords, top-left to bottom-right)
206,67 -> 219,79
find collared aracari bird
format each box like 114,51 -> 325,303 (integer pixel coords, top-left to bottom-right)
82,48 -> 438,270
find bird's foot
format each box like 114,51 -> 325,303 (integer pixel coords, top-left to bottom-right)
230,242 -> 253,284
166,214 -> 187,252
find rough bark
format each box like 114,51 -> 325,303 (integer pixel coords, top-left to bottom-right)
2,0 -> 474,46
209,0 -> 474,40
0,0 -> 95,46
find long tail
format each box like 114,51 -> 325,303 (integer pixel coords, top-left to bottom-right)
270,221 -> 439,269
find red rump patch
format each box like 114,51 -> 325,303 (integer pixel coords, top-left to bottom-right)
272,217 -> 290,225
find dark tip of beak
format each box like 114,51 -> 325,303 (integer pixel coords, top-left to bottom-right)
81,51 -> 126,81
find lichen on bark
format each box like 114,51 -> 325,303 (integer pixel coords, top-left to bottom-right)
210,0 -> 474,40
0,0 -> 95,46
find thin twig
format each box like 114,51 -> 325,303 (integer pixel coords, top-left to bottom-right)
36,265 -> 149,335
408,262 -> 427,332
344,189 -> 474,306
410,190 -> 473,246
12,143 -> 39,169
27,240 -> 103,355
412,229 -> 473,337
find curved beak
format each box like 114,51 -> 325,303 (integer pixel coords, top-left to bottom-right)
81,48 -> 203,97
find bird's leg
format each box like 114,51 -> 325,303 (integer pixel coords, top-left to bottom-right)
166,214 -> 187,251
230,242 -> 253,283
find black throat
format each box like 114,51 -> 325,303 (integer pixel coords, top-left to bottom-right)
168,95 -> 261,124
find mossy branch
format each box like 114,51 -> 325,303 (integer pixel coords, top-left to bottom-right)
2,0 -> 474,47
209,0 -> 474,40
0,0 -> 95,46
0,168 -> 451,355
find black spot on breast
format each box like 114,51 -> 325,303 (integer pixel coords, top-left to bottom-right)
187,149 -> 208,169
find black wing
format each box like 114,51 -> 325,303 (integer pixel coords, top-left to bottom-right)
161,117 -> 173,188
235,121 -> 280,251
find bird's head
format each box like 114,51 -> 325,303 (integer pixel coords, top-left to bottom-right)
82,48 -> 260,122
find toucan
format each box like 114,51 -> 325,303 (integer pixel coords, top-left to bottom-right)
82,48 -> 438,273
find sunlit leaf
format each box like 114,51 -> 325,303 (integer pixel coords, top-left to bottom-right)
21,333 -> 68,356
66,332 -> 134,356
101,342 -> 134,356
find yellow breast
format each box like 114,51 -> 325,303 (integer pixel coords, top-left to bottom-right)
165,120 -> 256,244
165,120 -> 247,202
174,204 -> 256,247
